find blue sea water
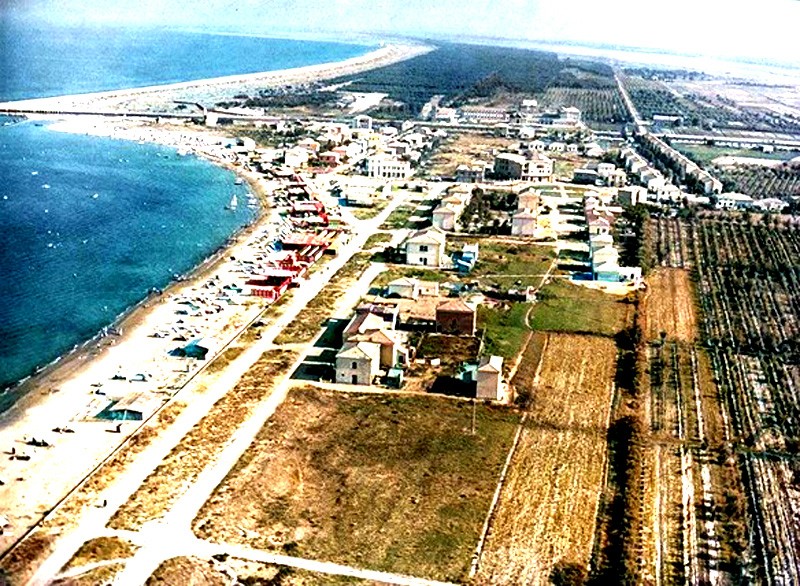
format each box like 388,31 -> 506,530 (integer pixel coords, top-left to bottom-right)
0,22 -> 373,397
0,20 -> 372,102
0,119 -> 255,391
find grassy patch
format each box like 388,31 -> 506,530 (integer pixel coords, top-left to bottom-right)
62,537 -> 136,571
349,199 -> 389,220
363,232 -> 393,249
470,240 -> 557,288
225,559 -> 369,584
204,345 -> 246,373
416,334 -> 481,369
426,132 -> 511,177
477,302 -> 531,360
674,143 -> 797,165
109,349 -> 298,531
379,205 -> 416,230
530,279 -> 633,336
193,388 -> 521,583
371,264 -> 452,289
52,564 -> 124,586
146,557 -> 228,586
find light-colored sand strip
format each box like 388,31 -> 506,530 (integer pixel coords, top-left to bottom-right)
0,42 -> 433,112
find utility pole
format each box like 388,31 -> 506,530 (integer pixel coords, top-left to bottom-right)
471,398 -> 477,435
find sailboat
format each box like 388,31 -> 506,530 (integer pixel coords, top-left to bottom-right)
226,194 -> 238,211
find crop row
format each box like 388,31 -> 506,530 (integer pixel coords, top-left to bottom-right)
713,163 -> 800,198
537,87 -> 630,124
671,218 -> 800,584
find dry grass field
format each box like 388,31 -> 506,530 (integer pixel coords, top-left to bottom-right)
644,269 -> 698,342
146,557 -> 228,586
476,333 -> 617,585
223,558 -> 369,584
427,133 -> 514,177
109,349 -> 297,531
193,387 -> 521,583
49,537 -> 137,586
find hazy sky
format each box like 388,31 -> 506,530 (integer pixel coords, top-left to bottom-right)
7,0 -> 800,64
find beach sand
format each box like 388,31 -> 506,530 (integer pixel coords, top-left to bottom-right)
0,136 -> 285,554
0,42 -> 432,113
0,40 -> 423,557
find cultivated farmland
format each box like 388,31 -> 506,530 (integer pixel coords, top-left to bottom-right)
712,162 -> 800,198
476,333 -> 617,585
643,268 -> 698,342
538,87 -> 630,125
650,217 -> 800,584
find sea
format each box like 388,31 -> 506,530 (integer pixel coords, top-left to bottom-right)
0,19 -> 373,400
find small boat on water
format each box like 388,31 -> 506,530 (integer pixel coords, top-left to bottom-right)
226,194 -> 238,211
234,177 -> 244,186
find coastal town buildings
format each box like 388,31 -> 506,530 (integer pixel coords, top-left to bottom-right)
436,298 -> 477,336
405,226 -> 447,267
455,164 -> 487,183
365,154 -> 412,179
493,152 -> 554,182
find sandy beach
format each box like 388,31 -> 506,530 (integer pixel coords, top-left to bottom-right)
0,39 -> 421,557
0,117 -> 294,555
0,41 -> 432,113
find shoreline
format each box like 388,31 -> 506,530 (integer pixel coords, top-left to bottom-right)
0,41 -> 433,112
0,121 -> 267,426
0,116 -> 296,556
0,36 -> 414,555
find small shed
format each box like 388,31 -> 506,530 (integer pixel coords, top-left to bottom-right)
477,356 -> 503,400
386,277 -> 420,299
385,367 -> 405,389
102,392 -> 160,421
169,340 -> 209,360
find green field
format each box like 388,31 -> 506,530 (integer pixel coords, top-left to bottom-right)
675,143 -> 798,166
469,240 -> 557,288
379,204 -> 417,230
477,302 -> 532,360
371,265 -> 452,289
529,279 -> 633,336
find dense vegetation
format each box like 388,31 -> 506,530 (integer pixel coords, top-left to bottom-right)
711,162 -> 800,198
333,43 -> 616,116
538,87 -> 630,124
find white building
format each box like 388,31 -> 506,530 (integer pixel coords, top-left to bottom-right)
335,341 -> 380,385
432,204 -> 459,231
366,154 -> 412,180
715,192 -> 754,210
753,197 -> 789,213
284,147 -> 310,168
511,209 -> 538,237
493,152 -> 553,182
476,356 -> 504,400
617,186 -> 648,207
387,277 -> 420,299
405,226 -> 446,267
518,190 -> 541,211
